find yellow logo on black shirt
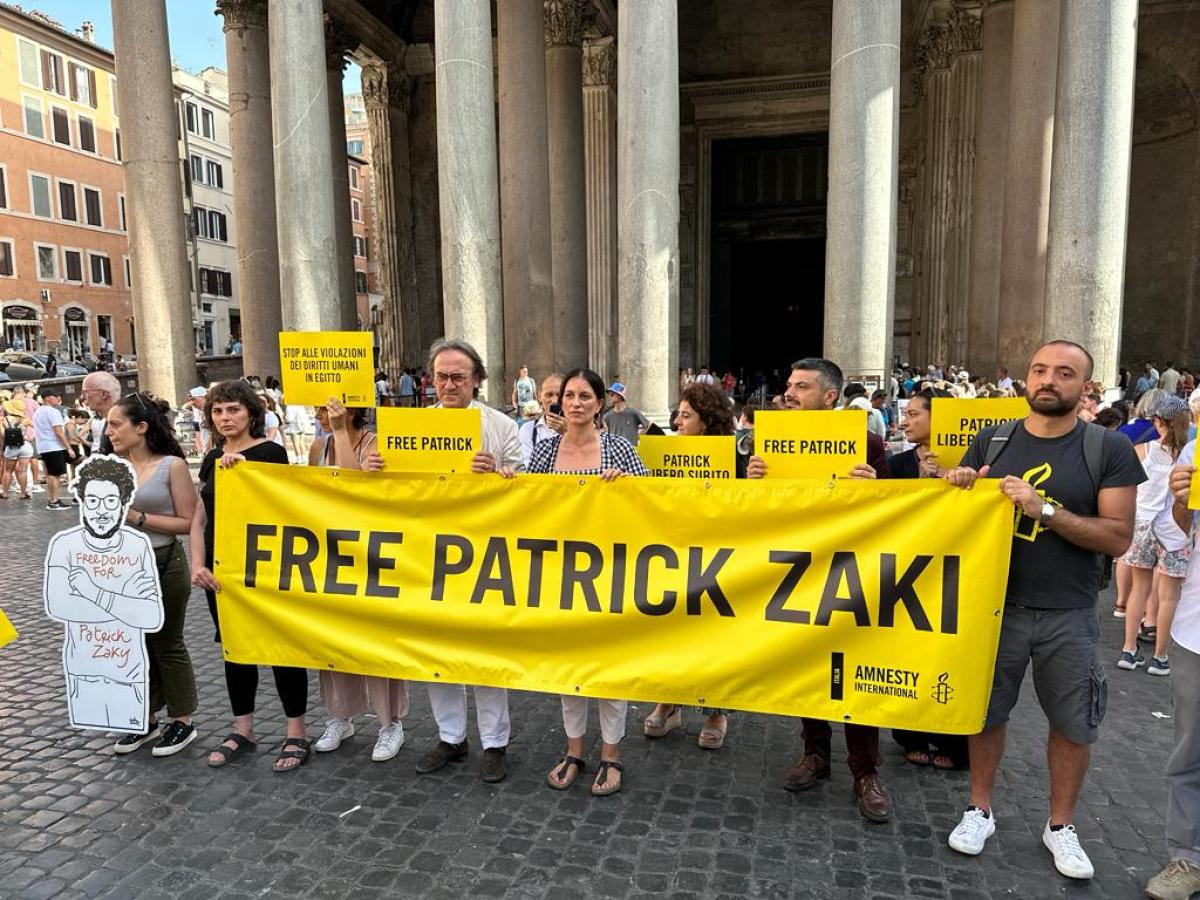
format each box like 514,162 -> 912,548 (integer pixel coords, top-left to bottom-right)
1014,462 -> 1062,543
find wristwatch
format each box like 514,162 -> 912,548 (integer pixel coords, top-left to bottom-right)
137,510 -> 148,528
1038,502 -> 1056,526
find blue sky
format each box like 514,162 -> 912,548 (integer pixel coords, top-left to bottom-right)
22,1 -> 362,91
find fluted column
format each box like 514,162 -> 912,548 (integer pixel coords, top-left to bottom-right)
545,0 -> 589,370
617,0 -> 679,422
583,36 -> 617,377
966,0 -> 1014,375
217,0 -> 283,380
268,0 -> 340,331
325,18 -> 358,330
112,0 -> 197,398
996,0 -> 1060,372
823,0 -> 900,378
434,0 -> 504,401
913,30 -> 952,366
1044,0 -> 1138,385
497,0 -> 554,383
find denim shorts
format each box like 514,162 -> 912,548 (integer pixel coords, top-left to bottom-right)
984,605 -> 1106,745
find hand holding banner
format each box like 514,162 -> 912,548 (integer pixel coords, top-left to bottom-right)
376,407 -> 482,473
930,397 -> 1028,470
279,331 -> 375,407
755,409 -> 867,479
638,435 -> 736,480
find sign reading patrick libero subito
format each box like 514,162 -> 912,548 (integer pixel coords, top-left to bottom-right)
637,436 -> 736,479
214,465 -> 1013,733
278,331 -> 376,407
929,397 -> 1029,470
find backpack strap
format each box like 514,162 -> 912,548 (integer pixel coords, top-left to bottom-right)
1081,421 -> 1106,496
982,418 -> 1021,470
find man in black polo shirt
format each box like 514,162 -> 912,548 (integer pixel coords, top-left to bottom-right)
747,356 -> 892,822
943,340 -> 1144,880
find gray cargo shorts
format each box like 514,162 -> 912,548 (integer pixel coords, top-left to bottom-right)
984,604 -> 1107,745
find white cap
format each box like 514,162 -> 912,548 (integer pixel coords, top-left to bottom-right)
189,386 -> 207,398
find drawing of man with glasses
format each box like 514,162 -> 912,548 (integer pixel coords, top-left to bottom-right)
44,454 -> 162,732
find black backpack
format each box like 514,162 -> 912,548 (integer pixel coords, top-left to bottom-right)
3,415 -> 24,449
982,418 -> 1106,494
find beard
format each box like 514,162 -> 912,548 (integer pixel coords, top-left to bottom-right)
83,518 -> 121,540
1025,385 -> 1080,418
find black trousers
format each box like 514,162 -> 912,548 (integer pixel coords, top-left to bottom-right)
206,588 -> 307,719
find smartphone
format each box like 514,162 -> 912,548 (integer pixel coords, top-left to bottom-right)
550,403 -> 563,416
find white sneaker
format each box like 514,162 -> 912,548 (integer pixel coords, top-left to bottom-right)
948,807 -> 996,856
1042,821 -> 1094,879
314,717 -> 354,752
372,722 -> 405,762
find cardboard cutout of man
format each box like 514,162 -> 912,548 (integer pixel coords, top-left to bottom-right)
43,455 -> 163,732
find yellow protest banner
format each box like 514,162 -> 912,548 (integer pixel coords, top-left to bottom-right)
1188,471 -> 1200,511
214,463 -> 1013,733
755,409 -> 868,479
0,606 -> 16,648
637,436 -> 736,480
930,397 -> 1029,470
279,331 -> 376,407
376,407 -> 482,473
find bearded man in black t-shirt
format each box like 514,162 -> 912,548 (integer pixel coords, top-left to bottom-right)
942,340 -> 1145,881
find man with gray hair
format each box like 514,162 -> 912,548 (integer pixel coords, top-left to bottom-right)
81,370 -> 122,454
412,338 -> 523,782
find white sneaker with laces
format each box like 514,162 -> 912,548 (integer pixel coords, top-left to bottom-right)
1042,820 -> 1094,879
314,717 -> 354,752
372,721 -> 405,762
948,807 -> 996,856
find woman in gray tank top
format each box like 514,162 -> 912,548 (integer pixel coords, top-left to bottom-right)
105,393 -> 199,757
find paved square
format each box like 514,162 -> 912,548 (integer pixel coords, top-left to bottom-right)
0,497 -> 1177,899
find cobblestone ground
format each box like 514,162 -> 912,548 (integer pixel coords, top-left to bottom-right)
0,491 -> 1178,899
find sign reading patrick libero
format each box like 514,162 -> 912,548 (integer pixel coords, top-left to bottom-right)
214,465 -> 1013,733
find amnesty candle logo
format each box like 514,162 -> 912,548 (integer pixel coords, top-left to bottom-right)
1014,462 -> 1062,543
932,672 -> 955,705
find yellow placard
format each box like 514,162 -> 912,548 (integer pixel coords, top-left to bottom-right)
279,331 -> 376,407
375,407 -> 482,473
755,409 -> 868,479
214,463 -> 1014,733
637,435 -> 736,480
930,397 -> 1029,470
0,607 -> 17,648
1188,471 -> 1200,511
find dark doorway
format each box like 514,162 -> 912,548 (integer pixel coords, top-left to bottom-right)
708,133 -> 827,391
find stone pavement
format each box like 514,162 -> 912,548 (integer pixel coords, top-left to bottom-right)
0,494 -> 1179,899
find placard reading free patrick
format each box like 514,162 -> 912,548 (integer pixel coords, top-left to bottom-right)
929,397 -> 1029,470
279,331 -> 376,407
638,435 -> 736,479
376,407 -> 482,473
755,409 -> 867,479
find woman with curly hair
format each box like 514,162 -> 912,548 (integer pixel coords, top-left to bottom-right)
643,381 -> 743,750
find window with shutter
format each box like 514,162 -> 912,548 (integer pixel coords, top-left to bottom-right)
64,250 -> 83,283
115,129 -> 122,161
0,169 -> 7,210
191,155 -> 204,184
193,207 -> 208,239
78,116 -> 95,153
202,109 -> 215,139
68,62 -> 79,102
51,107 -> 70,146
84,188 -> 102,227
41,51 -> 65,95
57,181 -> 77,221
207,161 -> 223,189
186,102 -> 197,134
0,242 -> 13,277
88,69 -> 97,109
24,97 -> 45,139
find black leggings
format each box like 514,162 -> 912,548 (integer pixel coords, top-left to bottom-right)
206,588 -> 308,719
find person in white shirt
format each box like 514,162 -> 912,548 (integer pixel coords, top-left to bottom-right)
369,338 -> 523,784
1149,450 -> 1200,899
996,367 -> 1014,394
695,366 -> 716,386
33,387 -> 74,509
1160,363 -> 1181,396
518,373 -> 566,466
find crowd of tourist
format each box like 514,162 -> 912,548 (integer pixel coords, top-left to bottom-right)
15,339 -> 1200,898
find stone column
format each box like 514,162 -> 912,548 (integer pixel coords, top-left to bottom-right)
497,0 -> 554,383
111,0 -> 197,398
217,0 -> 283,381
995,0 -> 1060,372
545,0 -> 589,371
434,0 -> 504,401
966,0 -> 1014,376
617,0 -> 679,422
945,7 -> 982,365
325,18 -> 359,331
363,61 -> 422,377
1044,0 -> 1138,385
822,1 -> 901,379
583,36 -> 617,377
268,0 -> 340,331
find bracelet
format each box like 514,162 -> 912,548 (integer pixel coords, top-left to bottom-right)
137,510 -> 147,528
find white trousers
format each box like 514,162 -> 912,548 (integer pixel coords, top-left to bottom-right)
561,696 -> 627,745
426,682 -> 510,749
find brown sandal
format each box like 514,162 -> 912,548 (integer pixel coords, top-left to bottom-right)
546,755 -> 586,790
272,737 -> 311,773
643,705 -> 682,738
591,760 -> 624,797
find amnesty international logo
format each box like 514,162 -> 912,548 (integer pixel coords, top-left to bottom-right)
932,672 -> 954,705
1013,462 -> 1061,543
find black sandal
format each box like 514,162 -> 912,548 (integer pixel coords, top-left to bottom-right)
273,737 -> 311,773
207,732 -> 256,768
546,755 -> 586,790
591,759 -> 624,797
